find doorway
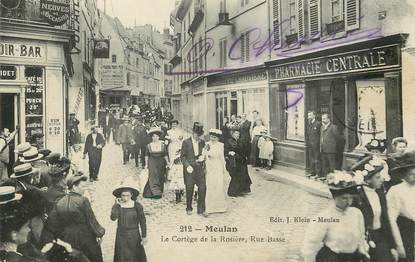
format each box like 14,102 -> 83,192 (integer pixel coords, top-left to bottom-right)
0,93 -> 18,174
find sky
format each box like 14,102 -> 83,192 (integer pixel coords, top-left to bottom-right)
96,0 -> 177,32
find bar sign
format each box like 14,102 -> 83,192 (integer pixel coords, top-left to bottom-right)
0,65 -> 17,80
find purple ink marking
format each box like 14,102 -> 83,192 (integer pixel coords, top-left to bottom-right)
187,38 -> 214,64
286,88 -> 304,109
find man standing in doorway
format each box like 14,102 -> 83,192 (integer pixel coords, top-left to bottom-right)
0,127 -> 17,182
306,111 -> 321,179
83,126 -> 105,182
320,114 -> 342,180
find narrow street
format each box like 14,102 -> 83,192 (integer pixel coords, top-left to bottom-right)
73,141 -> 330,262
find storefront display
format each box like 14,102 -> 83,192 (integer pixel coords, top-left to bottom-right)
286,84 -> 305,141
25,66 -> 44,148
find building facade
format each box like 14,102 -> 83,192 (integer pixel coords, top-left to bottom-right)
0,0 -> 74,154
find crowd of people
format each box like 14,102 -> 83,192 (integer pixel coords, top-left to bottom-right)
90,106 -> 268,219
301,121 -> 415,262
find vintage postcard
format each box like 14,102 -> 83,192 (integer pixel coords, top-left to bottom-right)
1,0 -> 415,261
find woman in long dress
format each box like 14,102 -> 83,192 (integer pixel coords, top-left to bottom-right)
111,183 -> 147,262
225,129 -> 252,197
203,129 -> 228,214
143,127 -> 170,199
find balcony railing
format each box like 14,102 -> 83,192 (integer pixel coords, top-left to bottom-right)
0,0 -> 74,30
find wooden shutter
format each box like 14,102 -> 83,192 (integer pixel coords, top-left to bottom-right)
223,39 -> 227,67
308,0 -> 321,39
245,32 -> 250,62
345,0 -> 360,31
241,33 -> 246,62
272,0 -> 281,48
297,0 -> 305,42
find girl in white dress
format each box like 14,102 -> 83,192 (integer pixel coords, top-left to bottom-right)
203,129 -> 228,215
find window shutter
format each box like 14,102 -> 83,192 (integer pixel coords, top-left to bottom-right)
245,32 -> 250,62
308,0 -> 321,39
345,0 -> 360,31
241,33 -> 246,62
223,39 -> 227,67
219,40 -> 223,67
272,0 -> 281,48
297,0 -> 305,42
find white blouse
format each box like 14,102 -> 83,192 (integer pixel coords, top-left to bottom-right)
387,181 -> 415,222
301,206 -> 366,262
363,186 -> 382,230
251,125 -> 267,138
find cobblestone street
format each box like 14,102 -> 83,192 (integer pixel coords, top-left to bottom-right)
73,142 -> 330,262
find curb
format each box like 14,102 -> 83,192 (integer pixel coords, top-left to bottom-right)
250,166 -> 332,199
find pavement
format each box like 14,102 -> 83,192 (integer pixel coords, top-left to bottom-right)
70,141 -> 331,262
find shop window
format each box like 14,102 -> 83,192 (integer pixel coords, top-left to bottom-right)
241,0 -> 249,7
286,84 -> 305,141
331,0 -> 344,22
24,66 -> 44,148
355,79 -> 386,150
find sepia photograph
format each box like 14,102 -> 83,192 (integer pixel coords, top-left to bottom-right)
1,0 -> 415,261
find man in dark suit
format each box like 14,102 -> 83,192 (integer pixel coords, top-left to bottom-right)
320,114 -> 342,178
239,113 -> 252,150
180,122 -> 207,217
133,116 -> 149,168
102,109 -> 114,143
306,111 -> 321,178
83,126 -> 105,181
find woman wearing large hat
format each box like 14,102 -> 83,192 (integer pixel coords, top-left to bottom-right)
387,150 -> 415,261
302,171 -> 370,262
111,181 -> 147,262
143,127 -> 170,199
351,156 -> 398,262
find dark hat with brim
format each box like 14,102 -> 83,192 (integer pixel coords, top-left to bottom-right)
38,149 -> 52,158
49,166 -> 70,177
365,138 -> 387,153
349,155 -> 384,180
390,150 -> 415,175
192,122 -> 204,135
67,174 -> 88,188
10,163 -> 38,179
112,184 -> 140,199
46,153 -> 61,165
171,119 -> 179,125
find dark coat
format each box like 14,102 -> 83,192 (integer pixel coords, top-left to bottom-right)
117,124 -> 134,144
320,123 -> 342,154
180,137 -> 205,176
354,186 -> 395,248
133,124 -> 150,146
306,119 -> 321,148
239,120 -> 252,142
83,133 -> 105,156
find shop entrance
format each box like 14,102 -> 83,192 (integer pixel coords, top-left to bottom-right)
306,79 -> 346,171
0,93 -> 19,174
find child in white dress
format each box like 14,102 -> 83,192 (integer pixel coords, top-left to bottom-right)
258,133 -> 274,170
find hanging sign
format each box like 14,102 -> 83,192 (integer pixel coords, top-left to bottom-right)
93,39 -> 110,58
40,0 -> 71,26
